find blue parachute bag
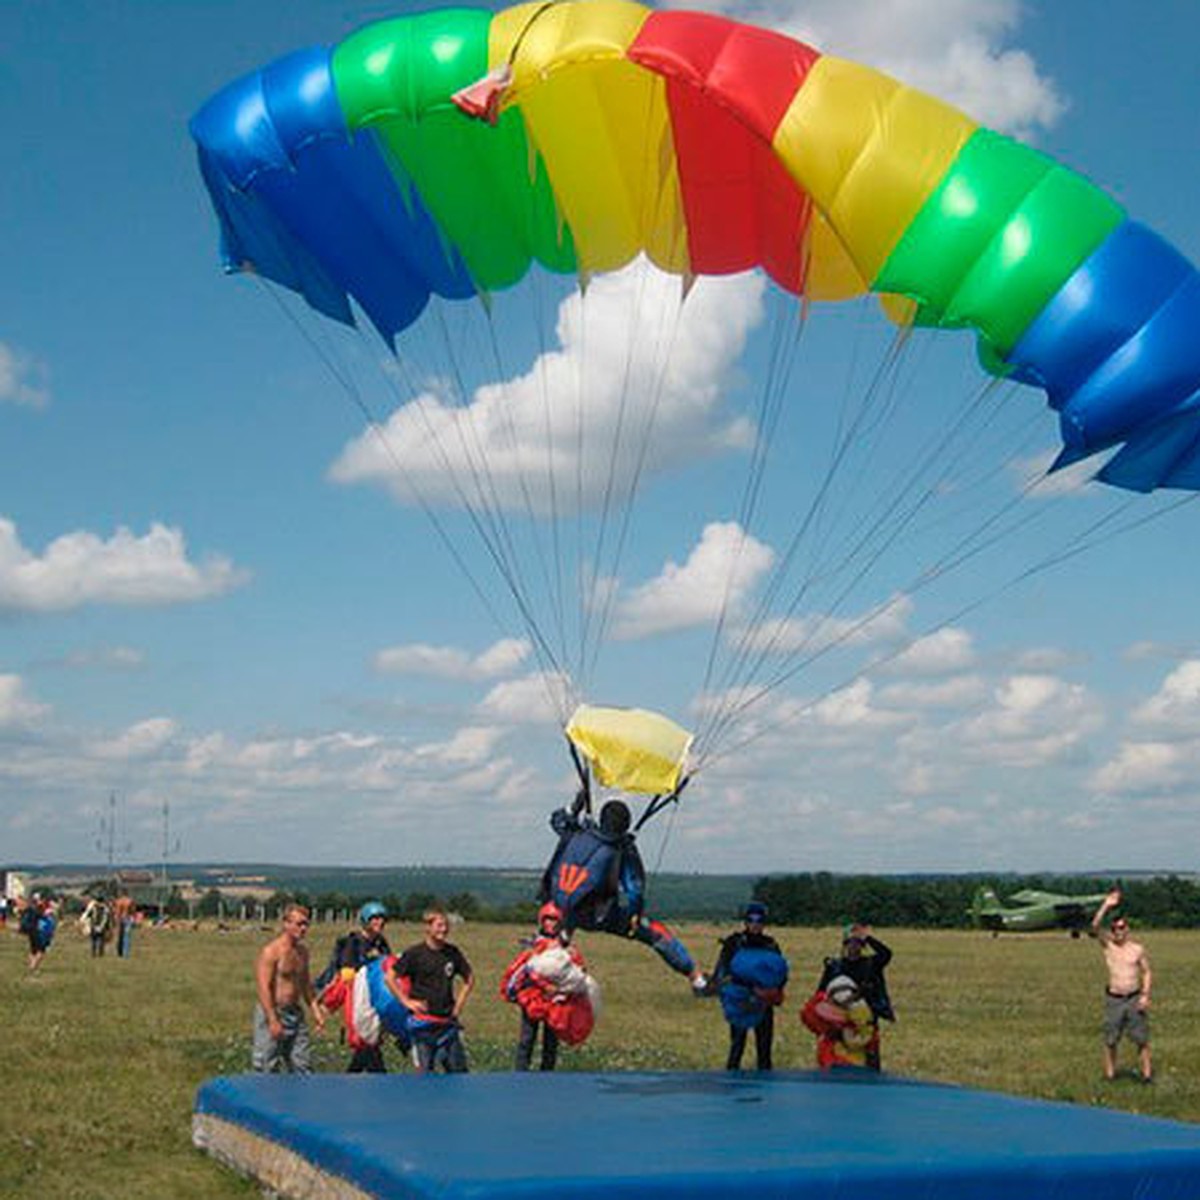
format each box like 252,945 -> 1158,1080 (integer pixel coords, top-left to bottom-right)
730,945 -> 788,989
720,945 -> 789,1030
365,957 -> 415,1052
36,912 -> 57,951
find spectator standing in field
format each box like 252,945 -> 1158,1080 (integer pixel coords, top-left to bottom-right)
113,893 -> 136,958
389,909 -> 474,1074
20,894 -> 56,972
816,922 -> 894,1069
500,901 -> 594,1072
800,974 -> 877,1069
1092,889 -> 1153,1084
252,904 -> 325,1074
709,901 -> 788,1071
338,901 -> 393,1073
80,896 -> 111,957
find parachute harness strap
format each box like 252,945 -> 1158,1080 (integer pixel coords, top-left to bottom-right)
634,775 -> 689,833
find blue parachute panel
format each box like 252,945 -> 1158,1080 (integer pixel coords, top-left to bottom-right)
190,48 -> 476,344
195,1071 -> 1200,1198
1007,220 -> 1200,486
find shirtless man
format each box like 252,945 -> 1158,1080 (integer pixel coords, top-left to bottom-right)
252,904 -> 325,1074
1092,889 -> 1152,1083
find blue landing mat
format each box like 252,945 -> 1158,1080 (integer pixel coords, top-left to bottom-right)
194,1070 -> 1200,1199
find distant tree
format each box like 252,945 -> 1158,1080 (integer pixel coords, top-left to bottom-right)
402,892 -> 440,921
198,888 -> 222,918
446,892 -> 480,920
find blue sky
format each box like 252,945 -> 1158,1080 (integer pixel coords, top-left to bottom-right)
4,1 -> 1200,875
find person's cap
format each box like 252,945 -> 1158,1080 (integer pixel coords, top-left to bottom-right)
359,900 -> 387,925
826,975 -> 859,1002
744,901 -> 768,923
538,901 -> 563,927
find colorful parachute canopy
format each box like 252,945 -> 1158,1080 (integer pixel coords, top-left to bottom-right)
191,1 -> 1200,496
565,704 -> 692,796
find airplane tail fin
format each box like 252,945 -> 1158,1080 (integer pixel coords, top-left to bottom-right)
969,886 -> 1000,922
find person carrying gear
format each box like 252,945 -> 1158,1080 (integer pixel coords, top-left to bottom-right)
317,900 -> 394,1073
800,974 -> 877,1070
500,902 -> 598,1070
709,901 -> 788,1071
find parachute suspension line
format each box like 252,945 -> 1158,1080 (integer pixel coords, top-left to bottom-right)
579,93 -> 694,688
256,278 -> 549,675
424,296 -> 579,722
696,330 -> 1050,762
698,286 -> 811,706
584,265 -> 693,684
267,278 -> 573,714
698,375 -> 1021,758
646,792 -> 683,890
575,254 -> 684,688
695,490 -> 1200,779
695,318 -> 915,752
576,259 -> 656,679
474,278 -> 577,704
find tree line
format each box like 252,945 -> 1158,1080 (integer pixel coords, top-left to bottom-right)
753,873 -> 1200,929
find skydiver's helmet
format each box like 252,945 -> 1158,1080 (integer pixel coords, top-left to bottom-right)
825,975 -> 860,1006
359,900 -> 387,926
744,901 -> 768,925
538,902 -> 564,933
598,799 -> 631,837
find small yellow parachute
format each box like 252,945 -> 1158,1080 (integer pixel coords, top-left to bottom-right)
565,704 -> 693,796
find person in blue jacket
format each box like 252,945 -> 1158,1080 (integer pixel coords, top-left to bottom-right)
540,790 -> 706,992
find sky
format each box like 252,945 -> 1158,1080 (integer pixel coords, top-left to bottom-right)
3,1 -> 1200,876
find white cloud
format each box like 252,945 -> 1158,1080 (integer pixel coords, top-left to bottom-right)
478,672 -> 572,724
0,675 -> 49,727
878,674 -> 985,710
954,672 -> 1102,766
0,519 -> 248,613
699,0 -> 1064,138
808,678 -> 909,732
1131,661 -> 1200,736
329,264 -> 762,514
735,594 -> 912,659
1124,641 -> 1194,664
882,627 -> 975,676
1092,741 -> 1185,795
412,726 -> 504,767
1013,646 -> 1074,672
58,646 -> 146,671
92,717 -> 179,760
374,637 -> 530,680
0,342 -> 49,408
613,521 -> 775,639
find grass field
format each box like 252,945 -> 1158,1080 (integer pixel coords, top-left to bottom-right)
5,918 -> 1200,1199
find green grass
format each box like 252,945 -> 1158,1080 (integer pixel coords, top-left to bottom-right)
4,921 -> 1198,1198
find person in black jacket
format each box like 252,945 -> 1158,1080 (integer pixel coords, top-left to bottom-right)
710,901 -> 787,1071
816,922 -> 894,1070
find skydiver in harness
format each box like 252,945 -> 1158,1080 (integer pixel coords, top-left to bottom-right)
539,786 -> 708,994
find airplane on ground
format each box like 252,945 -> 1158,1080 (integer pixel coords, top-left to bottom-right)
969,885 -> 1112,936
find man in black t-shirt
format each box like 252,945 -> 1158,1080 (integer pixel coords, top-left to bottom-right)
391,909 -> 474,1073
